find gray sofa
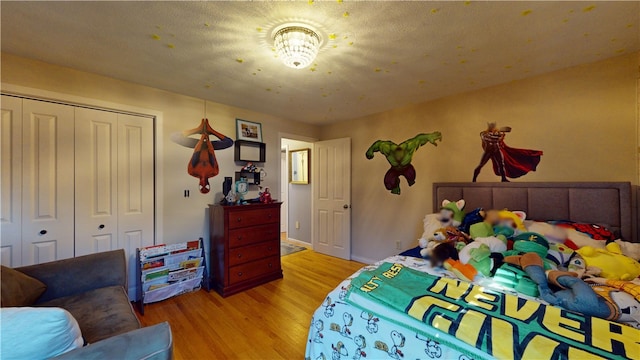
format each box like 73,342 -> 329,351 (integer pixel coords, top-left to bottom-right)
8,250 -> 173,359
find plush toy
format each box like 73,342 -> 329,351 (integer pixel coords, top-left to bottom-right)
443,259 -> 478,282
469,210 -> 504,240
459,236 -> 507,264
545,243 -> 575,269
614,239 -> 640,261
419,227 -> 469,257
418,213 -> 455,257
497,210 -> 527,232
459,208 -> 485,234
525,221 -> 568,244
576,242 -> 640,281
505,253 -> 640,324
438,199 -> 466,228
503,232 -> 554,270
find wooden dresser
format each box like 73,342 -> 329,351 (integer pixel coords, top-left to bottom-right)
209,203 -> 282,297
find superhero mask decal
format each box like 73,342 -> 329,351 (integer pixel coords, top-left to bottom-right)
472,122 -> 543,182
365,132 -> 441,195
170,118 -> 233,194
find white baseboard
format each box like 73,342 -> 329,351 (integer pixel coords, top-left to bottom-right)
285,237 -> 312,249
350,255 -> 378,265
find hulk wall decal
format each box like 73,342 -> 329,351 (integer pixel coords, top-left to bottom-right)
365,132 -> 442,195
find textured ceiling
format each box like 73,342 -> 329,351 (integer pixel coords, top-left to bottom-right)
1,1 -> 639,125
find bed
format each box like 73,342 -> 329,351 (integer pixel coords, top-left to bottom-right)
305,182 -> 639,360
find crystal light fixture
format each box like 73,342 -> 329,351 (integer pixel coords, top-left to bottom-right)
273,25 -> 321,69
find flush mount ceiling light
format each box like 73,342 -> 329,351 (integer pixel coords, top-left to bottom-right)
273,24 -> 322,69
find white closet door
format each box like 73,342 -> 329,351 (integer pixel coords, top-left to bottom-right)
21,99 -> 75,265
1,96 -> 23,267
117,114 -> 154,296
74,107 -> 119,256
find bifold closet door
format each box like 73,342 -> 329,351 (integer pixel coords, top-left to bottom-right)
21,99 -> 75,266
74,108 -> 119,256
1,96 -> 23,267
75,110 -> 154,256
117,114 -> 154,296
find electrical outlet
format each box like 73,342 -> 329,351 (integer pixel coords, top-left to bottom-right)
295,221 -> 300,229
395,240 -> 402,250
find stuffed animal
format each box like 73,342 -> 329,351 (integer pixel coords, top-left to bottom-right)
614,239 -> 640,261
459,208 -> 485,234
459,236 -> 507,264
419,227 -> 469,257
503,232 -> 554,270
418,213 -> 456,257
438,199 -> 466,228
498,210 -> 527,232
576,242 -> 640,281
469,210 -> 504,240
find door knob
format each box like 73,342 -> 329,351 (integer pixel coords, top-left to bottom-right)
39,230 -> 47,235
98,224 -> 105,229
343,204 -> 350,209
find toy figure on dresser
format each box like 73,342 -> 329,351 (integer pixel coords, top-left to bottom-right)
235,178 -> 249,205
471,122 -> 543,182
259,187 -> 274,204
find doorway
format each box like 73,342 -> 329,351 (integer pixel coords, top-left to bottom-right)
280,137 -> 314,254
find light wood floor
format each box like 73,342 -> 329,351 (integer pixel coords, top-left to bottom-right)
137,250 -> 363,359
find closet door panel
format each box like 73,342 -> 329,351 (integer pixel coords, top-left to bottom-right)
118,114 -> 154,296
21,99 -> 75,265
74,108 -> 118,256
1,96 -> 23,267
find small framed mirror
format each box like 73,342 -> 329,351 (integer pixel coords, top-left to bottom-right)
289,148 -> 310,184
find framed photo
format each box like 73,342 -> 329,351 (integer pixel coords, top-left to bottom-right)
236,119 -> 263,142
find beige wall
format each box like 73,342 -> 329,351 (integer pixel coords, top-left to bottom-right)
321,52 -> 639,262
1,53 -> 320,244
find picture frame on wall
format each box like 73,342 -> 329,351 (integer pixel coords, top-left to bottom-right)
236,119 -> 263,142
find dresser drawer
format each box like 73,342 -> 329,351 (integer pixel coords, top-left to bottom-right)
228,241 -> 279,266
228,207 -> 280,229
229,256 -> 280,285
228,224 -> 279,248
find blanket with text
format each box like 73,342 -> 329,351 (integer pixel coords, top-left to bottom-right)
347,262 -> 640,360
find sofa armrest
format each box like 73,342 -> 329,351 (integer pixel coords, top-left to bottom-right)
16,250 -> 127,303
52,322 -> 173,360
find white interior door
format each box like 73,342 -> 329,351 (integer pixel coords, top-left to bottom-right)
117,113 -> 154,296
313,138 -> 351,259
74,107 -> 118,256
21,99 -> 75,265
280,147 -> 288,234
1,96 -> 23,267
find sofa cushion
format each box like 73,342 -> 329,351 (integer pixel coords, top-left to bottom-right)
0,307 -> 84,360
52,322 -> 173,360
1,265 -> 47,306
38,285 -> 141,343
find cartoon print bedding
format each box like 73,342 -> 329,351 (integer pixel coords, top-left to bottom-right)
304,256 -> 640,360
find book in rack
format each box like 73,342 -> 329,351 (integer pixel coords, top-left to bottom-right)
136,238 -> 209,314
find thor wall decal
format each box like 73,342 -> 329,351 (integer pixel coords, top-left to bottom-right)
171,118 -> 233,193
472,122 -> 542,182
365,132 -> 442,195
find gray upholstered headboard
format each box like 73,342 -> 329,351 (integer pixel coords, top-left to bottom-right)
433,182 -> 637,242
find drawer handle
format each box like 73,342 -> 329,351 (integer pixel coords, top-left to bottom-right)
268,263 -> 273,268
238,272 -> 243,277
267,214 -> 272,218
237,253 -> 242,258
237,235 -> 243,241
268,247 -> 273,251
98,224 -> 105,229
39,229 -> 47,235
237,217 -> 242,222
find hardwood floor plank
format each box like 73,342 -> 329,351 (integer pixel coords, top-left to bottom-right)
137,250 -> 364,359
